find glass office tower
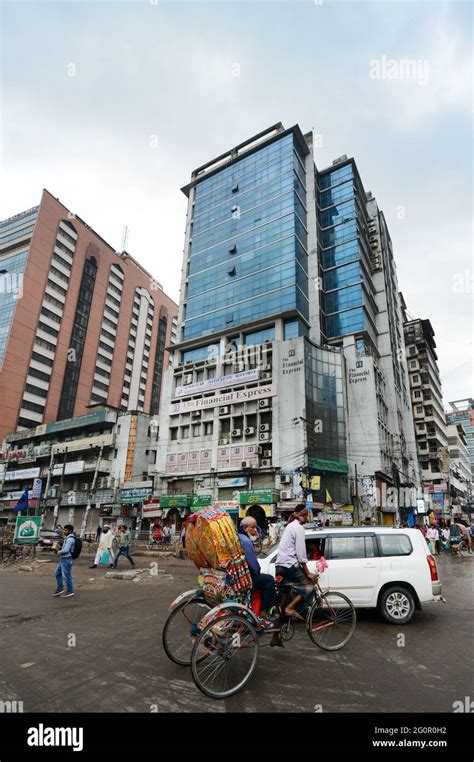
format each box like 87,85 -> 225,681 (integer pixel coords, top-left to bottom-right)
317,160 -> 378,348
182,130 -> 309,345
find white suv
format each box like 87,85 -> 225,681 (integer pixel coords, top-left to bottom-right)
258,525 -> 443,624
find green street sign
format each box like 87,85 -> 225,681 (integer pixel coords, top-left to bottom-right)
160,495 -> 191,508
238,490 -> 279,506
14,515 -> 42,545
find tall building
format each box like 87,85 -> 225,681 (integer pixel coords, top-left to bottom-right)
446,423 -> 472,518
446,399 -> 474,483
0,190 -> 178,445
317,159 -> 421,524
402,314 -> 448,516
150,123 -> 421,526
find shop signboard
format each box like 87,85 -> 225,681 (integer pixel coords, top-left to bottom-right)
217,477 -> 247,488
52,461 -> 85,477
160,495 -> 191,508
309,458 -> 349,474
238,490 -> 279,505
13,515 -> 42,545
4,467 -> 41,481
120,487 -> 152,504
45,409 -> 112,434
191,495 -> 213,509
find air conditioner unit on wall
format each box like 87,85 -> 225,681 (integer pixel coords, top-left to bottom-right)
260,424 -> 270,432
263,449 -> 272,457
218,438 -> 229,445
241,461 -> 251,469
259,433 -> 270,442
259,399 -> 270,408
261,372 -> 272,379
232,429 -> 242,437
191,411 -> 201,418
183,374 -> 193,384
282,474 -> 292,484
219,407 -> 230,415
280,490 -> 292,500
261,458 -> 271,468
244,427 -> 255,435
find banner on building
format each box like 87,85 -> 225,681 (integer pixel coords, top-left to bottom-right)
171,383 -> 276,412
174,369 -> 260,398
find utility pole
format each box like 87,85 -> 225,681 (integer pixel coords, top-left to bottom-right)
53,447 -> 68,529
81,445 -> 103,538
40,448 -> 55,529
354,463 -> 359,526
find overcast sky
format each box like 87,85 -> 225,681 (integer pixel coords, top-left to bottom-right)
0,0 -> 472,405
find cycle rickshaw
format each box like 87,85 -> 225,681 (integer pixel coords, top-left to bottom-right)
162,507 -> 356,699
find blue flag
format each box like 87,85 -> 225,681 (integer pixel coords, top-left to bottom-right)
13,489 -> 29,512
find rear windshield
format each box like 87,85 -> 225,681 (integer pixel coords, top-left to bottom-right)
377,534 -> 413,556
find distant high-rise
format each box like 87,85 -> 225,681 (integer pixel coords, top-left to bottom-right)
0,190 -> 178,444
150,123 -> 421,526
446,398 -> 474,482
402,314 -> 448,507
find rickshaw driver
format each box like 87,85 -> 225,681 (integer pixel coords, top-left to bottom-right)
237,517 -> 277,620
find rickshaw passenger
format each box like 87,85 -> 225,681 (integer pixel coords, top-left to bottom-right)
238,517 -> 276,616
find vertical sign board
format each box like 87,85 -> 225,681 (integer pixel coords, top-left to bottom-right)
14,515 -> 42,545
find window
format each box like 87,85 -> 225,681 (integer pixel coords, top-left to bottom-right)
377,534 -> 412,557
410,360 -> 417,368
192,424 -> 200,436
21,400 -> 44,413
181,426 -> 190,439
31,351 -> 53,367
38,321 -> 59,337
28,367 -> 51,382
25,383 -> 48,398
204,422 -> 213,436
416,406 -> 423,414
412,375 -> 419,382
409,347 -> 416,355
328,536 -> 367,560
414,390 -> 421,398
170,428 -> 178,441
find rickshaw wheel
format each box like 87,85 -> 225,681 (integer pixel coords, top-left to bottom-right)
191,613 -> 259,699
162,597 -> 211,666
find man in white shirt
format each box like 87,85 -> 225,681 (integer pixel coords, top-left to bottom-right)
275,505 -> 318,620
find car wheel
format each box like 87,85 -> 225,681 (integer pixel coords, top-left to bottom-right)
379,586 -> 415,625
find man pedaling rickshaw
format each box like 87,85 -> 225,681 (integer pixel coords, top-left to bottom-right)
275,504 -> 318,620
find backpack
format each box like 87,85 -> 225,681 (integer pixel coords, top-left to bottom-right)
71,534 -> 82,560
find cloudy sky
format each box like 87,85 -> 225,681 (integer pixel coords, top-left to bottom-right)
1,0 -> 472,404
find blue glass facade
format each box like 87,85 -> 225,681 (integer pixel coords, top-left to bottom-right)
183,133 -> 309,341
0,249 -> 29,364
317,162 -> 377,342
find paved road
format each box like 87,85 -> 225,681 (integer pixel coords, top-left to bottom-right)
0,551 -> 472,713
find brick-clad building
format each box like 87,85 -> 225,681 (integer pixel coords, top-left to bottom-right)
0,189 -> 178,444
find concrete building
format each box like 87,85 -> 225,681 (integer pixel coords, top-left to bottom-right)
402,313 -> 448,517
0,190 -> 177,444
150,123 -> 421,526
446,399 -> 474,483
446,423 -> 472,520
0,405 -> 155,533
